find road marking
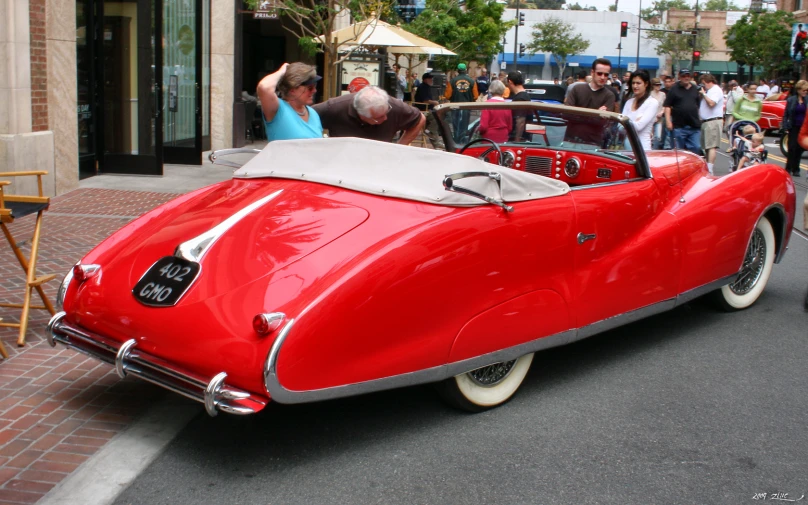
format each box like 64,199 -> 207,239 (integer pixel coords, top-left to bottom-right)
38,394 -> 201,505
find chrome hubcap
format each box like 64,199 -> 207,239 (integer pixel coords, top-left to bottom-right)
730,228 -> 766,295
468,360 -> 517,387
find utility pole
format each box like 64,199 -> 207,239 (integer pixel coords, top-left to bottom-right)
513,3 -> 521,71
692,0 -> 700,70
636,0 -> 641,67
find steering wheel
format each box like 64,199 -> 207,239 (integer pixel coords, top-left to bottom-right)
458,138 -> 505,166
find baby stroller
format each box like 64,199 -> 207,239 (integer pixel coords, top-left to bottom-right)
726,120 -> 767,172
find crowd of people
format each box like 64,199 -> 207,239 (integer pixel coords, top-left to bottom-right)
256,59 -> 805,180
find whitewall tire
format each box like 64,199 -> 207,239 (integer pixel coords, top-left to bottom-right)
715,216 -> 776,311
436,353 -> 534,412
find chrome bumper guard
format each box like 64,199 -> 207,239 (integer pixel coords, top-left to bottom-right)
47,312 -> 267,416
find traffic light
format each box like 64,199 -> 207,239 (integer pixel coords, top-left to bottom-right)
692,50 -> 701,64
620,21 -> 628,37
519,12 -> 525,26
519,43 -> 526,57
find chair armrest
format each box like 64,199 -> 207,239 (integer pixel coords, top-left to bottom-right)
0,171 -> 48,177
0,181 -> 10,187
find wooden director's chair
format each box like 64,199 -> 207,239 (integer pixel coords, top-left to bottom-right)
0,171 -> 56,352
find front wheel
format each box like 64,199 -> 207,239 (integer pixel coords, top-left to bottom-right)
780,131 -> 788,157
713,216 -> 776,311
435,353 -> 534,412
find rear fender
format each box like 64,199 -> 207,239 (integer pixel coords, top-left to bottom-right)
448,289 -> 571,364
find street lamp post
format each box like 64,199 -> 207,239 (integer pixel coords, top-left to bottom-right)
635,0 -> 641,67
513,3 -> 520,71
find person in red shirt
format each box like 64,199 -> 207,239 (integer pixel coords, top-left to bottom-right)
479,80 -> 512,143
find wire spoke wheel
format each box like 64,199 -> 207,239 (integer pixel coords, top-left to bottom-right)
468,360 -> 517,387
435,353 -> 534,412
730,228 -> 766,295
713,216 -> 775,311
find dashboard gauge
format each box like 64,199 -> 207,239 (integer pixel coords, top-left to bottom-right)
564,157 -> 581,178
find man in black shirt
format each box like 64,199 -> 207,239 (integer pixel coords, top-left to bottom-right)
663,68 -> 701,154
507,71 -> 531,141
413,73 -> 444,149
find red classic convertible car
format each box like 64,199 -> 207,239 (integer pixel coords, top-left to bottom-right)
48,102 -> 796,416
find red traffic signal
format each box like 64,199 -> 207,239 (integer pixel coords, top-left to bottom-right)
620,21 -> 628,37
692,50 -> 701,64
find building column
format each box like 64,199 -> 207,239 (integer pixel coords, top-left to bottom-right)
46,0 -> 77,194
210,0 -> 235,151
0,0 -> 56,196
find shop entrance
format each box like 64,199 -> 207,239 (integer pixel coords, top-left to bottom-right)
76,0 -> 210,179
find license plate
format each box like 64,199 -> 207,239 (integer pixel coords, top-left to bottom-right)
132,256 -> 200,307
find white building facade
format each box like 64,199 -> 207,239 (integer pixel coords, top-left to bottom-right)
498,10 -> 665,81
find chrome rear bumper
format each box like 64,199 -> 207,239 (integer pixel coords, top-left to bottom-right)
47,312 -> 267,416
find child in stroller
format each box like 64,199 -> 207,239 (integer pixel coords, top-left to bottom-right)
728,121 -> 767,171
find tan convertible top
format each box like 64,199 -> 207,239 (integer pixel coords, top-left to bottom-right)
234,137 -> 569,207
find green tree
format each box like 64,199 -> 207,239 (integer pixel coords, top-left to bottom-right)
725,11 -> 795,79
645,21 -> 712,73
567,2 -> 597,10
243,0 -> 397,99
702,0 -> 742,10
406,0 -> 513,70
526,17 -> 590,77
533,0 -> 567,9
640,0 -> 692,22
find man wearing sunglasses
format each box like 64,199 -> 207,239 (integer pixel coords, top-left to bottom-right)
566,58 -> 615,112
313,86 -> 425,145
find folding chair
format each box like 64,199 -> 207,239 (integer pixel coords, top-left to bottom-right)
0,171 -> 57,348
0,318 -> 7,359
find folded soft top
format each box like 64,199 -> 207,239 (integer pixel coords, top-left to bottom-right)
234,137 -> 570,207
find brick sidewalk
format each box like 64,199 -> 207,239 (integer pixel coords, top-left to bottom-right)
0,189 -> 181,504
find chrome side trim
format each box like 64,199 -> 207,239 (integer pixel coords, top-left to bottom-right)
47,313 -> 267,416
674,274 -> 738,306
175,189 -> 283,262
56,265 -> 75,309
265,275 -> 745,405
577,300 -> 676,340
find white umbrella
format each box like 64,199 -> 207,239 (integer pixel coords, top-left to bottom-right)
315,17 -> 456,56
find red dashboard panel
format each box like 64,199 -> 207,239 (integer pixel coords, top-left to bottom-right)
459,146 -> 638,186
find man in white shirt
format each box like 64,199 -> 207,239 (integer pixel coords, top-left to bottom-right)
698,74 -> 724,175
767,80 -> 780,97
756,78 -> 770,98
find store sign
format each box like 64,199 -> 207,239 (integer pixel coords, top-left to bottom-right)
725,11 -> 745,26
254,0 -> 279,19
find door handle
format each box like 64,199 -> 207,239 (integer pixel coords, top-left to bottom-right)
577,232 -> 596,244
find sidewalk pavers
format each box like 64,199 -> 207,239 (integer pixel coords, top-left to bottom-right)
0,188 -> 184,505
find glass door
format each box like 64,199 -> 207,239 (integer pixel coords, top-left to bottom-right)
98,0 -> 163,175
162,0 -> 209,164
77,0 -> 98,179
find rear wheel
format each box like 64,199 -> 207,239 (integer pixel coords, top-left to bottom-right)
780,131 -> 788,157
713,216 -> 775,311
435,353 -> 534,412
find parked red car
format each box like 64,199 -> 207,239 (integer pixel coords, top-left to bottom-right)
758,99 -> 786,134
48,102 -> 796,416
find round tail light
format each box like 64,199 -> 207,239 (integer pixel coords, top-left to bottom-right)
253,313 -> 285,336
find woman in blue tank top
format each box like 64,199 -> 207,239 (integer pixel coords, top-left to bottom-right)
257,62 -> 324,141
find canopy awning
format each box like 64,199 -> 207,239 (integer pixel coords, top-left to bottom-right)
499,53 -> 546,65
315,17 -> 455,56
600,56 -> 660,70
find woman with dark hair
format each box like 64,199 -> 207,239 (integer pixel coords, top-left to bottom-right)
782,79 -> 808,176
621,70 -> 658,150
257,62 -> 323,141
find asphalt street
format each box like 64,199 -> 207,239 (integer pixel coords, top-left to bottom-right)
102,137 -> 808,505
